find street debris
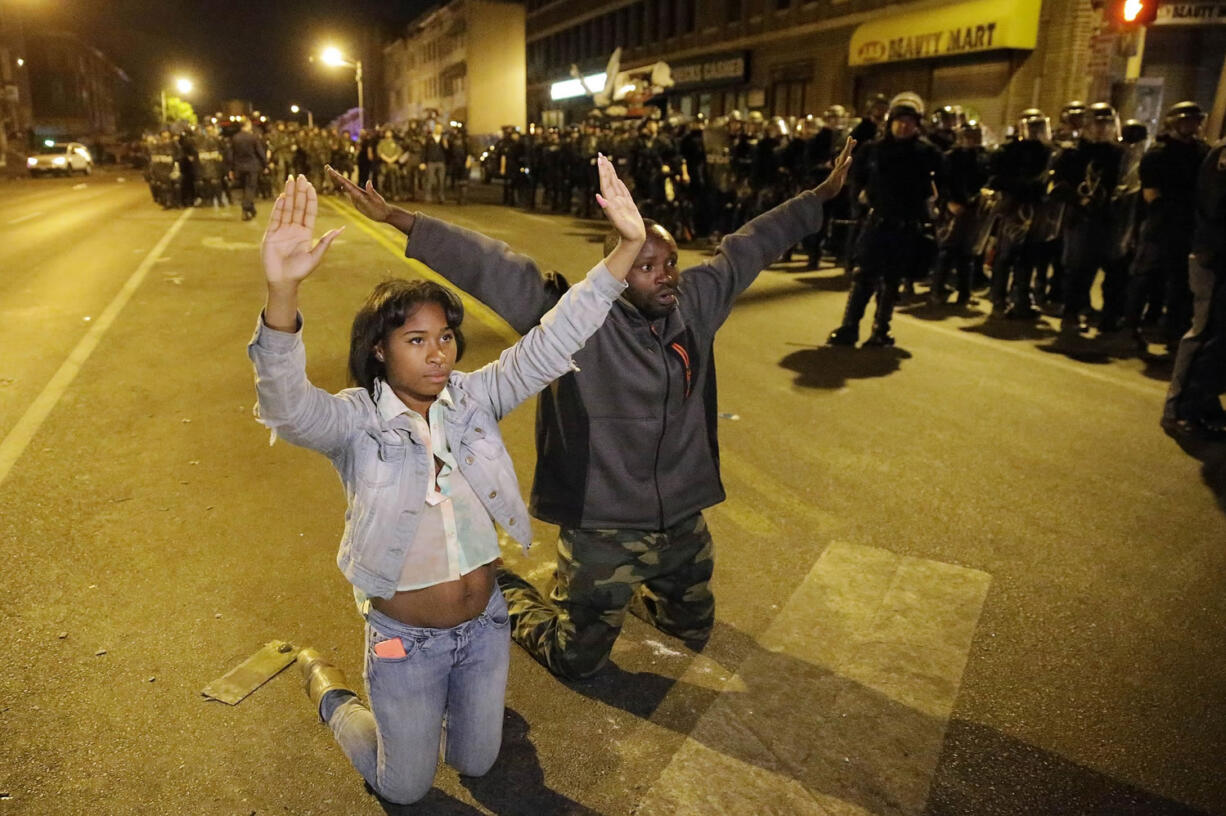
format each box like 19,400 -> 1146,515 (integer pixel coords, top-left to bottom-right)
202,640 -> 298,706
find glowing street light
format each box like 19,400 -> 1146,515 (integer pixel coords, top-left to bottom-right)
318,46 -> 364,131
290,104 -> 314,128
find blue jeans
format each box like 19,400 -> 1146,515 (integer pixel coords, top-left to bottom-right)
326,588 -> 510,805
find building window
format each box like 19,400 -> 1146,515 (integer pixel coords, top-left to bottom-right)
727,0 -> 743,23
771,79 -> 809,116
660,0 -> 675,38
777,0 -> 791,8
680,0 -> 696,33
630,2 -> 644,47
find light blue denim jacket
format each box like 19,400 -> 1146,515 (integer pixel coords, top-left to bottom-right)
247,262 -> 626,599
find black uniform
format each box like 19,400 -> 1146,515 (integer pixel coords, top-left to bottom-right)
987,138 -> 1057,312
195,132 -> 229,207
1162,141 -> 1226,436
1050,138 -> 1127,331
830,133 -> 943,344
231,128 -> 267,220
1124,134 -> 1211,348
933,143 -> 990,304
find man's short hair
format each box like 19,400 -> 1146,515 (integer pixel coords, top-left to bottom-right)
602,218 -> 667,256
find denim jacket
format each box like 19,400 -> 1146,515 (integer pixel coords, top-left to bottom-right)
247,262 -> 626,598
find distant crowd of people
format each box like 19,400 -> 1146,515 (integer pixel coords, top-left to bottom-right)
138,117 -> 475,218
144,93 -> 1223,440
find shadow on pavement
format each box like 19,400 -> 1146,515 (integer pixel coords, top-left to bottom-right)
898,300 -> 990,322
780,345 -> 912,389
374,709 -> 600,815
1140,353 -> 1176,383
924,719 -> 1214,816
1036,336 -> 1114,365
561,622 -> 1209,816
960,317 -> 1057,342
462,709 -> 604,816
1163,432 -> 1226,516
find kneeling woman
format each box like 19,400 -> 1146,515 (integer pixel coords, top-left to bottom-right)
248,163 -> 642,804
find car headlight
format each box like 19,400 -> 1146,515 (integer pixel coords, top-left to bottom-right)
53,156 -> 66,165
27,157 -> 37,167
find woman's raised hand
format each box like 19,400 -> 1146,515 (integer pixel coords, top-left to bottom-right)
595,153 -> 645,245
261,175 -> 344,287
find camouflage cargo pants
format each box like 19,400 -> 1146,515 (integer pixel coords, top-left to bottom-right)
498,513 -> 715,680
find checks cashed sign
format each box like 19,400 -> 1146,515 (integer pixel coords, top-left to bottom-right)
849,0 -> 1041,66
1154,2 -> 1226,24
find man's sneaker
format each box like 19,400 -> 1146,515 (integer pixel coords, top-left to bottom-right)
862,331 -> 895,347
1161,416 -> 1226,442
826,326 -> 858,347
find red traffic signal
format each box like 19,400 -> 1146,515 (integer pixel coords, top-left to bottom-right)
1108,0 -> 1159,25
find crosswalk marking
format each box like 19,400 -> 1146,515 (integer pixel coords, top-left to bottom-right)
638,542 -> 991,815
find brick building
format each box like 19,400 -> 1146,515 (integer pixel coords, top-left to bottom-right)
383,0 -> 526,142
524,0 -> 1176,139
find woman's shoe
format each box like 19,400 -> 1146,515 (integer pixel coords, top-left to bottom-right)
296,647 -> 356,722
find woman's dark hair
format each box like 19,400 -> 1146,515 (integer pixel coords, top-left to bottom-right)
348,278 -> 466,397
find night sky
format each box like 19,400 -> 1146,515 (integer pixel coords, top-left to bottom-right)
32,0 -> 440,125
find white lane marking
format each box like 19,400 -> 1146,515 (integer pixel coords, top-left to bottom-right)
639,542 -> 992,816
0,208 -> 194,486
897,312 -> 1168,397
6,212 -> 43,225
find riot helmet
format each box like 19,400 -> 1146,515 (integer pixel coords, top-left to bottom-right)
1165,101 -> 1205,139
1061,100 -> 1088,131
1085,102 -> 1119,143
1120,119 -> 1148,145
957,120 -> 984,147
1018,108 -> 1052,142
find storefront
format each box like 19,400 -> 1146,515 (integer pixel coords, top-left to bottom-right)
847,0 -> 1041,135
1140,2 -> 1226,137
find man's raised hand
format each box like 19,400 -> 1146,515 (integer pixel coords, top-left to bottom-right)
261,175 -> 343,287
326,165 -> 393,223
813,137 -> 856,202
595,153 -> 645,245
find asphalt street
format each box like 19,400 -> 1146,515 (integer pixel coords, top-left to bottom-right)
1,169 -> 1224,816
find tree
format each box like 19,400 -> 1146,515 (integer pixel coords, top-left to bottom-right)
153,96 -> 197,127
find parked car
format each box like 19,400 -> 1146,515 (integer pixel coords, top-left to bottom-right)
27,141 -> 93,177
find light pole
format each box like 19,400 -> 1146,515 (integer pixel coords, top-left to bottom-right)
161,76 -> 193,125
320,47 -> 364,132
290,104 -> 313,128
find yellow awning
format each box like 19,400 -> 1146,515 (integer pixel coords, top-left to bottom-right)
849,0 -> 1041,67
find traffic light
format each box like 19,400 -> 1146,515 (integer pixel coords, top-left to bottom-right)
1107,0 -> 1159,26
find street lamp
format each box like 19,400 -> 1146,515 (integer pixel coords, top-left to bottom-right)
290,104 -> 314,128
320,46 -> 364,131
160,76 -> 194,125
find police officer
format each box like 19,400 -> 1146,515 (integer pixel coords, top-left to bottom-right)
1049,102 -> 1127,339
932,120 -> 990,305
827,92 -> 942,347
230,117 -> 266,221
929,105 -> 962,152
195,123 -> 229,207
1121,101 -> 1210,354
986,108 -> 1058,316
1161,136 -> 1226,440
148,130 -> 181,209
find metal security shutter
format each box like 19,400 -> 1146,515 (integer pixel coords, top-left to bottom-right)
930,58 -> 1012,138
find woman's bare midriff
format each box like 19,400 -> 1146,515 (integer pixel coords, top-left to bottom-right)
370,561 -> 498,629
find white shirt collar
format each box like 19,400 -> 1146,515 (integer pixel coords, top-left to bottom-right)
375,378 -> 452,424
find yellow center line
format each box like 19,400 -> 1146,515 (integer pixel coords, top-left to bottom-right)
320,198 -> 519,344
